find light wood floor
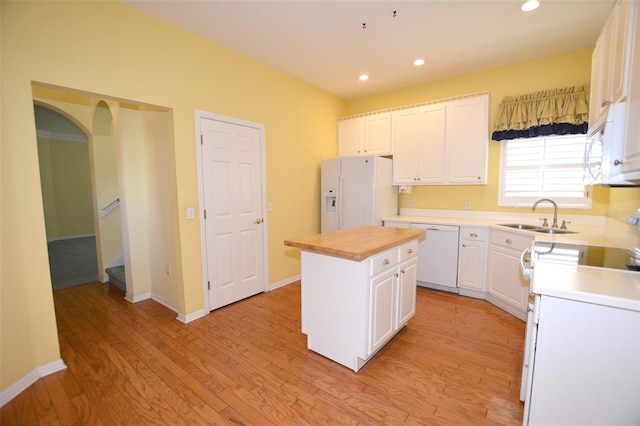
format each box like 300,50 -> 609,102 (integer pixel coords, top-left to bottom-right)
1,282 -> 525,425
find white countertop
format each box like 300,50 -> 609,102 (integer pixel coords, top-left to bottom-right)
384,208 -> 639,250
385,209 -> 640,311
532,262 -> 640,312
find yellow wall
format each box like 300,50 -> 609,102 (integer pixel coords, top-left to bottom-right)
1,0 -> 344,392
37,137 -> 94,239
345,49 -> 639,222
2,0 -> 638,398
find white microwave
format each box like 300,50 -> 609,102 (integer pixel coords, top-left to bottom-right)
585,102 -> 637,186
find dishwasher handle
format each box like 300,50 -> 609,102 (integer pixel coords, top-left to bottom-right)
520,248 -> 532,278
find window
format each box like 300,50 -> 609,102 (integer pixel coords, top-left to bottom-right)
499,134 -> 595,209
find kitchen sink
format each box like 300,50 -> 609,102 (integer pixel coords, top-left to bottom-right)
532,228 -> 577,234
497,223 -> 578,234
498,223 -> 541,230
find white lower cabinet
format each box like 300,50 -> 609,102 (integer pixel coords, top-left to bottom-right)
457,227 -> 488,297
396,256 -> 418,326
368,268 -> 396,355
486,231 -> 532,320
525,295 -> 640,425
302,240 -> 418,372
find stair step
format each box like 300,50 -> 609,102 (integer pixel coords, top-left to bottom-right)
106,265 -> 126,293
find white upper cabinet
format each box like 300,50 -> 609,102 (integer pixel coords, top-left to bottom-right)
445,96 -> 489,184
337,112 -> 392,157
590,0 -> 640,183
392,104 -> 446,185
621,1 -> 640,181
393,94 -> 488,185
589,0 -> 633,128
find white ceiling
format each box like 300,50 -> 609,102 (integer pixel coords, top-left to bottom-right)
123,0 -> 615,99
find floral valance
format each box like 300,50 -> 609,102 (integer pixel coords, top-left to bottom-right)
492,85 -> 590,141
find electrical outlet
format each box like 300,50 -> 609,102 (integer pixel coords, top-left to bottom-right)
165,265 -> 171,275
409,199 -> 415,207
465,200 -> 472,209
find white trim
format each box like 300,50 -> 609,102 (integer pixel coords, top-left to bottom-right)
194,110 -> 269,313
125,290 -> 204,323
105,253 -> 124,270
46,233 -> 95,243
0,359 -> 66,407
269,275 -> 301,291
126,291 -> 151,303
37,128 -> 88,143
177,309 -> 207,324
150,293 -> 179,313
485,294 -> 527,321
339,91 -> 490,120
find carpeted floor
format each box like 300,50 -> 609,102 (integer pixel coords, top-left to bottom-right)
47,236 -> 99,291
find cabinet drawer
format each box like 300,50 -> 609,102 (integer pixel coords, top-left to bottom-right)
370,248 -> 398,276
461,227 -> 488,241
490,230 -> 533,251
398,240 -> 418,262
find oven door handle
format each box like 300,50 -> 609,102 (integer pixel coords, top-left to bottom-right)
520,248 -> 532,278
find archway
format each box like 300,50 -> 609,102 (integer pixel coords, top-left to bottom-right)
34,103 -> 99,290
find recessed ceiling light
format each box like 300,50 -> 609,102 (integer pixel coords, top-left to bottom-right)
359,74 -> 369,81
413,59 -> 425,66
521,0 -> 539,12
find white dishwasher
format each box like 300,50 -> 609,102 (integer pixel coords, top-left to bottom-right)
410,223 -> 460,293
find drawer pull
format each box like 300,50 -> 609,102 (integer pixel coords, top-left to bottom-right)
505,239 -> 513,244
470,233 -> 478,237
407,248 -> 413,254
383,259 -> 390,265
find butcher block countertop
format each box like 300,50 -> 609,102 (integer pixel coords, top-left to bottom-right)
284,225 -> 426,262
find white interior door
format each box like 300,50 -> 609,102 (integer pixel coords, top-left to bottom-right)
199,116 -> 266,311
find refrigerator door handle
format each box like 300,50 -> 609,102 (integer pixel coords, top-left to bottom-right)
338,175 -> 344,230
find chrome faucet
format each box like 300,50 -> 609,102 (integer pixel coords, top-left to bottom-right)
532,198 -> 559,228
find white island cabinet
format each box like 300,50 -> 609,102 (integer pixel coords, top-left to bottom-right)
284,225 -> 425,372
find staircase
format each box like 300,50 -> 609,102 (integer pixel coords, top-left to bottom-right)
105,265 -> 126,293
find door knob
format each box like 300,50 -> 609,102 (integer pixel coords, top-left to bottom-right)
255,218 -> 263,224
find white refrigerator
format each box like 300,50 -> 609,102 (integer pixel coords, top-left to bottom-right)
321,156 -> 397,233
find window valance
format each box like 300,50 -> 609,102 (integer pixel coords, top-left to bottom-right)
492,85 -> 589,141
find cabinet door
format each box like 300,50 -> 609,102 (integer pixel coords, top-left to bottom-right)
621,1 -> 640,179
487,245 -> 529,313
396,257 -> 417,327
368,269 -> 396,356
363,113 -> 392,156
609,0 -> 631,104
589,37 -> 607,129
392,108 -> 420,184
458,239 -> 486,291
445,97 -> 488,184
417,105 -> 446,184
338,118 -> 362,157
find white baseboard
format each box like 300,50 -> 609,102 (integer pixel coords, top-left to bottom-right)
150,293 -> 179,313
0,359 -> 66,408
177,309 -> 207,324
47,234 -> 95,243
485,294 -> 527,321
125,291 -> 207,324
269,275 -> 300,291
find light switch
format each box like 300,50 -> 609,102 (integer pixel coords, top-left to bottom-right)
187,207 -> 195,219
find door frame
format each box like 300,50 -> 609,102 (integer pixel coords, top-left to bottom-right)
194,110 -> 269,313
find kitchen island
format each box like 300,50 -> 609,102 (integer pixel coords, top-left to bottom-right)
285,225 -> 426,372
